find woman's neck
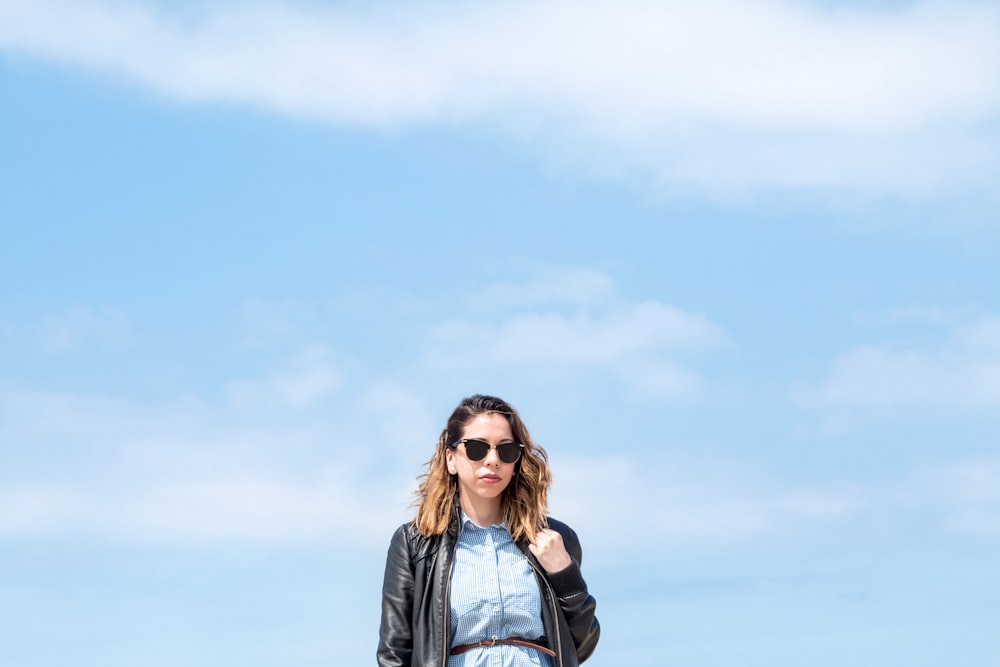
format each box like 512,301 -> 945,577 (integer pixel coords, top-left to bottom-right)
459,494 -> 503,528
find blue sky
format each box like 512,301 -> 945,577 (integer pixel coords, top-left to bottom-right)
2,0 -> 999,665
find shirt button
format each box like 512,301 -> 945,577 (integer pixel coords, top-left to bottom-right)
493,605 -> 500,612
488,574 -> 496,580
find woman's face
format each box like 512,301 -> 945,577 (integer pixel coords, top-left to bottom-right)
446,412 -> 517,507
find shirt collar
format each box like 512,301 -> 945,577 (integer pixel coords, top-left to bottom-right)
459,509 -> 506,531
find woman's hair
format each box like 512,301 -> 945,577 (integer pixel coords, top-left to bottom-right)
413,394 -> 551,542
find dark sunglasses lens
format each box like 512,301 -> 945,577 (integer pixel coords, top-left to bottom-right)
462,439 -> 489,461
497,443 -> 521,463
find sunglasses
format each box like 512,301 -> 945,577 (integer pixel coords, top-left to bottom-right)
451,439 -> 524,464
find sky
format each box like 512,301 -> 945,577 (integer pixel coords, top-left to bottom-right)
1,0 -> 999,665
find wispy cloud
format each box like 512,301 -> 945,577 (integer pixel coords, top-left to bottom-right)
235,297 -> 317,347
553,453 -> 1000,554
804,312 -> 1000,408
426,269 -> 721,398
467,266 -> 615,309
550,454 -> 865,552
226,343 -> 343,409
39,304 -> 132,352
0,371 -> 430,547
0,475 -> 411,548
901,458 -> 1000,537
433,302 -> 717,365
936,460 -> 1000,537
4,378 -> 996,550
0,471 -> 403,546
2,0 -> 997,195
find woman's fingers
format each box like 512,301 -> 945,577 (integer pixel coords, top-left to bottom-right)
529,529 -> 572,573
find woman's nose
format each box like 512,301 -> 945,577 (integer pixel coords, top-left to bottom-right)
483,446 -> 501,466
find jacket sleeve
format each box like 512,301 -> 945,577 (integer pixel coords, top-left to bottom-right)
546,520 -> 601,663
377,523 -> 415,667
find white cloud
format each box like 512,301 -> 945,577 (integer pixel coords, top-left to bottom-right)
0,485 -> 88,534
0,472 -> 411,547
2,0 -> 997,195
806,314 -> 1000,408
903,458 -> 1000,537
549,454 -> 864,551
467,266 -> 614,309
882,304 -> 982,326
427,295 -> 721,398
0,379 -> 426,547
39,304 -> 132,351
226,343 -> 343,409
4,379 -> 997,550
236,297 -> 316,347
552,453 -> 1000,553
0,384 -> 207,446
450,301 -> 716,364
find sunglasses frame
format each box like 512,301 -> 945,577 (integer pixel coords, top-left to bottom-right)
451,438 -> 524,464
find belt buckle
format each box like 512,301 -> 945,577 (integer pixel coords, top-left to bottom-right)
478,638 -> 498,647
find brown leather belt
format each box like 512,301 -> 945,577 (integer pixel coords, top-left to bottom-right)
450,637 -> 556,658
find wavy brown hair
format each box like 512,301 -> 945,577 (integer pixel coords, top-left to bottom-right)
413,394 -> 551,542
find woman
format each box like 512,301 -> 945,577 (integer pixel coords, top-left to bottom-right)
378,394 -> 600,667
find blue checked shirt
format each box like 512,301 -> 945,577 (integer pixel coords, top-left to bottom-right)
448,513 -> 553,667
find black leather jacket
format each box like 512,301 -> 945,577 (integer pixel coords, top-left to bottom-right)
378,514 -> 600,666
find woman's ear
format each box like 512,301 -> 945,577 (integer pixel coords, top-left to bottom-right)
445,448 -> 457,475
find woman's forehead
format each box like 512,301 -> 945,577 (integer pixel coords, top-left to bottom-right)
462,412 -> 514,438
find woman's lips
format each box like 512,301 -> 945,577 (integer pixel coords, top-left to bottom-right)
480,474 -> 501,484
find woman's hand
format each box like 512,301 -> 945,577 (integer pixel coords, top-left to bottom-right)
528,528 -> 573,573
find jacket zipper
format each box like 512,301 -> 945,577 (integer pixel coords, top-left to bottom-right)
441,531 -> 460,666
524,553 -> 564,667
